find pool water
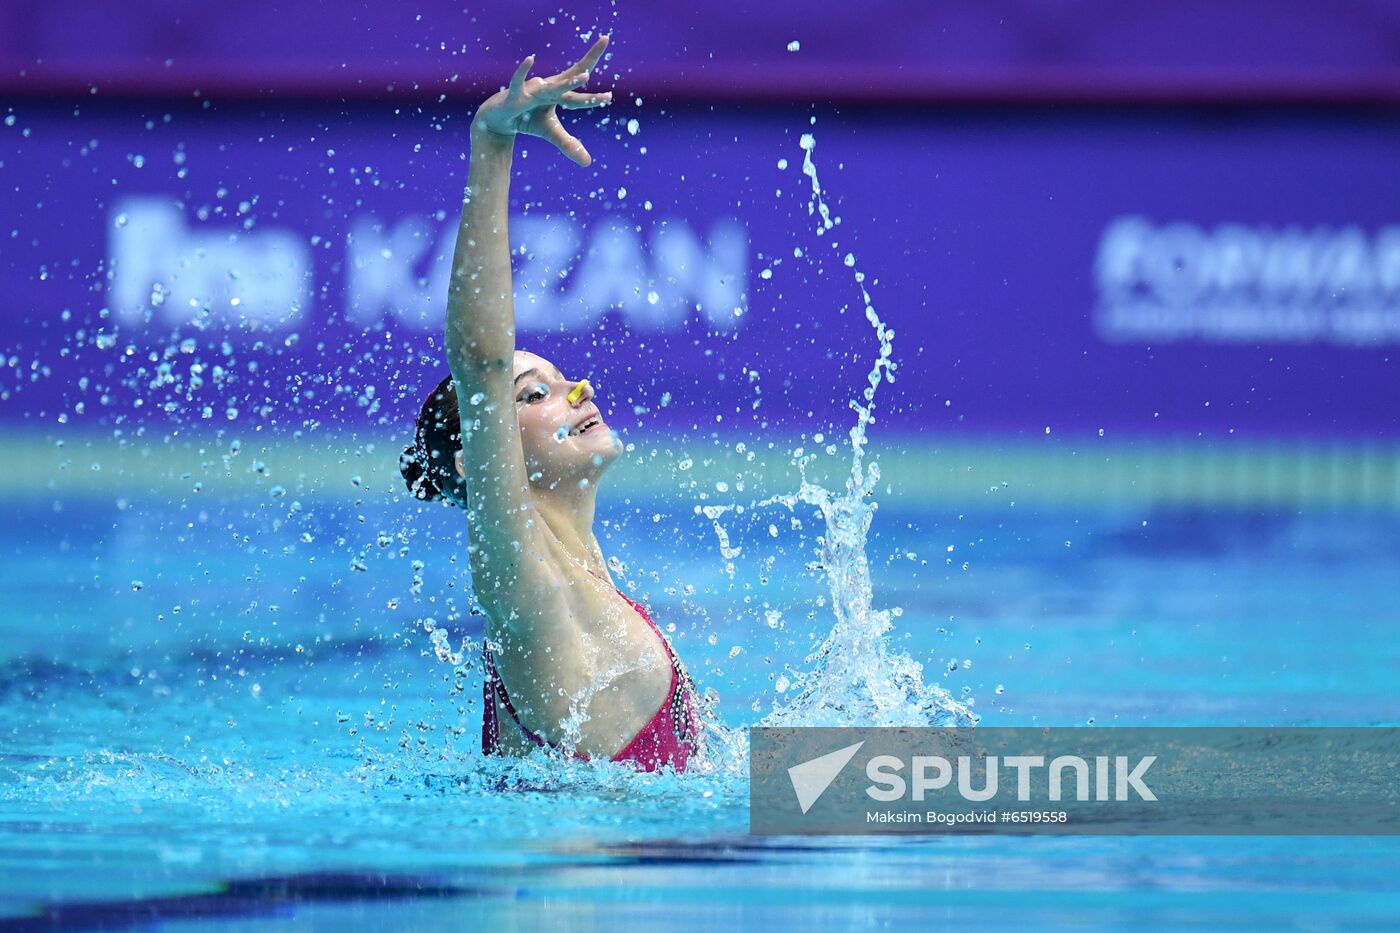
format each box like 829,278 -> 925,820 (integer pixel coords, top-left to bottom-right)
3,477 -> 1399,929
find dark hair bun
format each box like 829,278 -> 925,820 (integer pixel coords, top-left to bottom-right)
399,444 -> 444,502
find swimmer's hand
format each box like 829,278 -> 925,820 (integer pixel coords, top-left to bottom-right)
472,35 -> 613,167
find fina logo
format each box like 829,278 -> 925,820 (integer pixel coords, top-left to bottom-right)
1094,215 -> 1400,346
108,198 -> 312,330
106,197 -> 748,335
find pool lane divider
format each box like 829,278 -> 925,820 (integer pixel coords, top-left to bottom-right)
1,430 -> 1397,510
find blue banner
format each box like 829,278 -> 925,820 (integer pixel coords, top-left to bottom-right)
3,103 -> 1398,439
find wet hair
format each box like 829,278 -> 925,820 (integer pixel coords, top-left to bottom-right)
400,374 -> 468,507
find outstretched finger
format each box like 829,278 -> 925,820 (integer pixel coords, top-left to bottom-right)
557,91 -> 613,110
543,70 -> 593,96
544,115 -> 592,166
509,54 -> 535,93
561,34 -> 609,79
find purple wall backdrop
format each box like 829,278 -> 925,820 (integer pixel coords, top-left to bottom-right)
3,1 -> 1400,103
3,98 -> 1398,441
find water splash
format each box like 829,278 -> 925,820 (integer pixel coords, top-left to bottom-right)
421,128 -> 975,774
729,130 -> 977,729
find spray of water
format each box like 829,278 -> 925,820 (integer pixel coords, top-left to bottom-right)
421,126 -> 976,784
719,130 -> 977,729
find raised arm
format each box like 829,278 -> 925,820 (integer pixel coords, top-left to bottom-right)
444,37 -> 612,607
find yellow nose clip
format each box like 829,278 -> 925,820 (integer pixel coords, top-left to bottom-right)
566,380 -> 590,405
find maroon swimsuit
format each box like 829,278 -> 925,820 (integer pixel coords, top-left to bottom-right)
481,571 -> 704,773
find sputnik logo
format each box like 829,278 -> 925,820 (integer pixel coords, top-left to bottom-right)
787,741 -> 865,814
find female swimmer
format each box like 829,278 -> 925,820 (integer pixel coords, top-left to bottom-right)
399,36 -> 703,772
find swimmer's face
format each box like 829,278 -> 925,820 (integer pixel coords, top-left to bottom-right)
506,350 -> 620,488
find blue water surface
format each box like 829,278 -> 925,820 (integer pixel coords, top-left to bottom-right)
3,482 -> 1399,930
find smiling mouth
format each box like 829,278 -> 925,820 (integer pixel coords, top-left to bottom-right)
570,415 -> 604,437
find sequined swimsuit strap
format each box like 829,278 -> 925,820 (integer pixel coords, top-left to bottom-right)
482,646 -> 553,753
482,569 -> 697,763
